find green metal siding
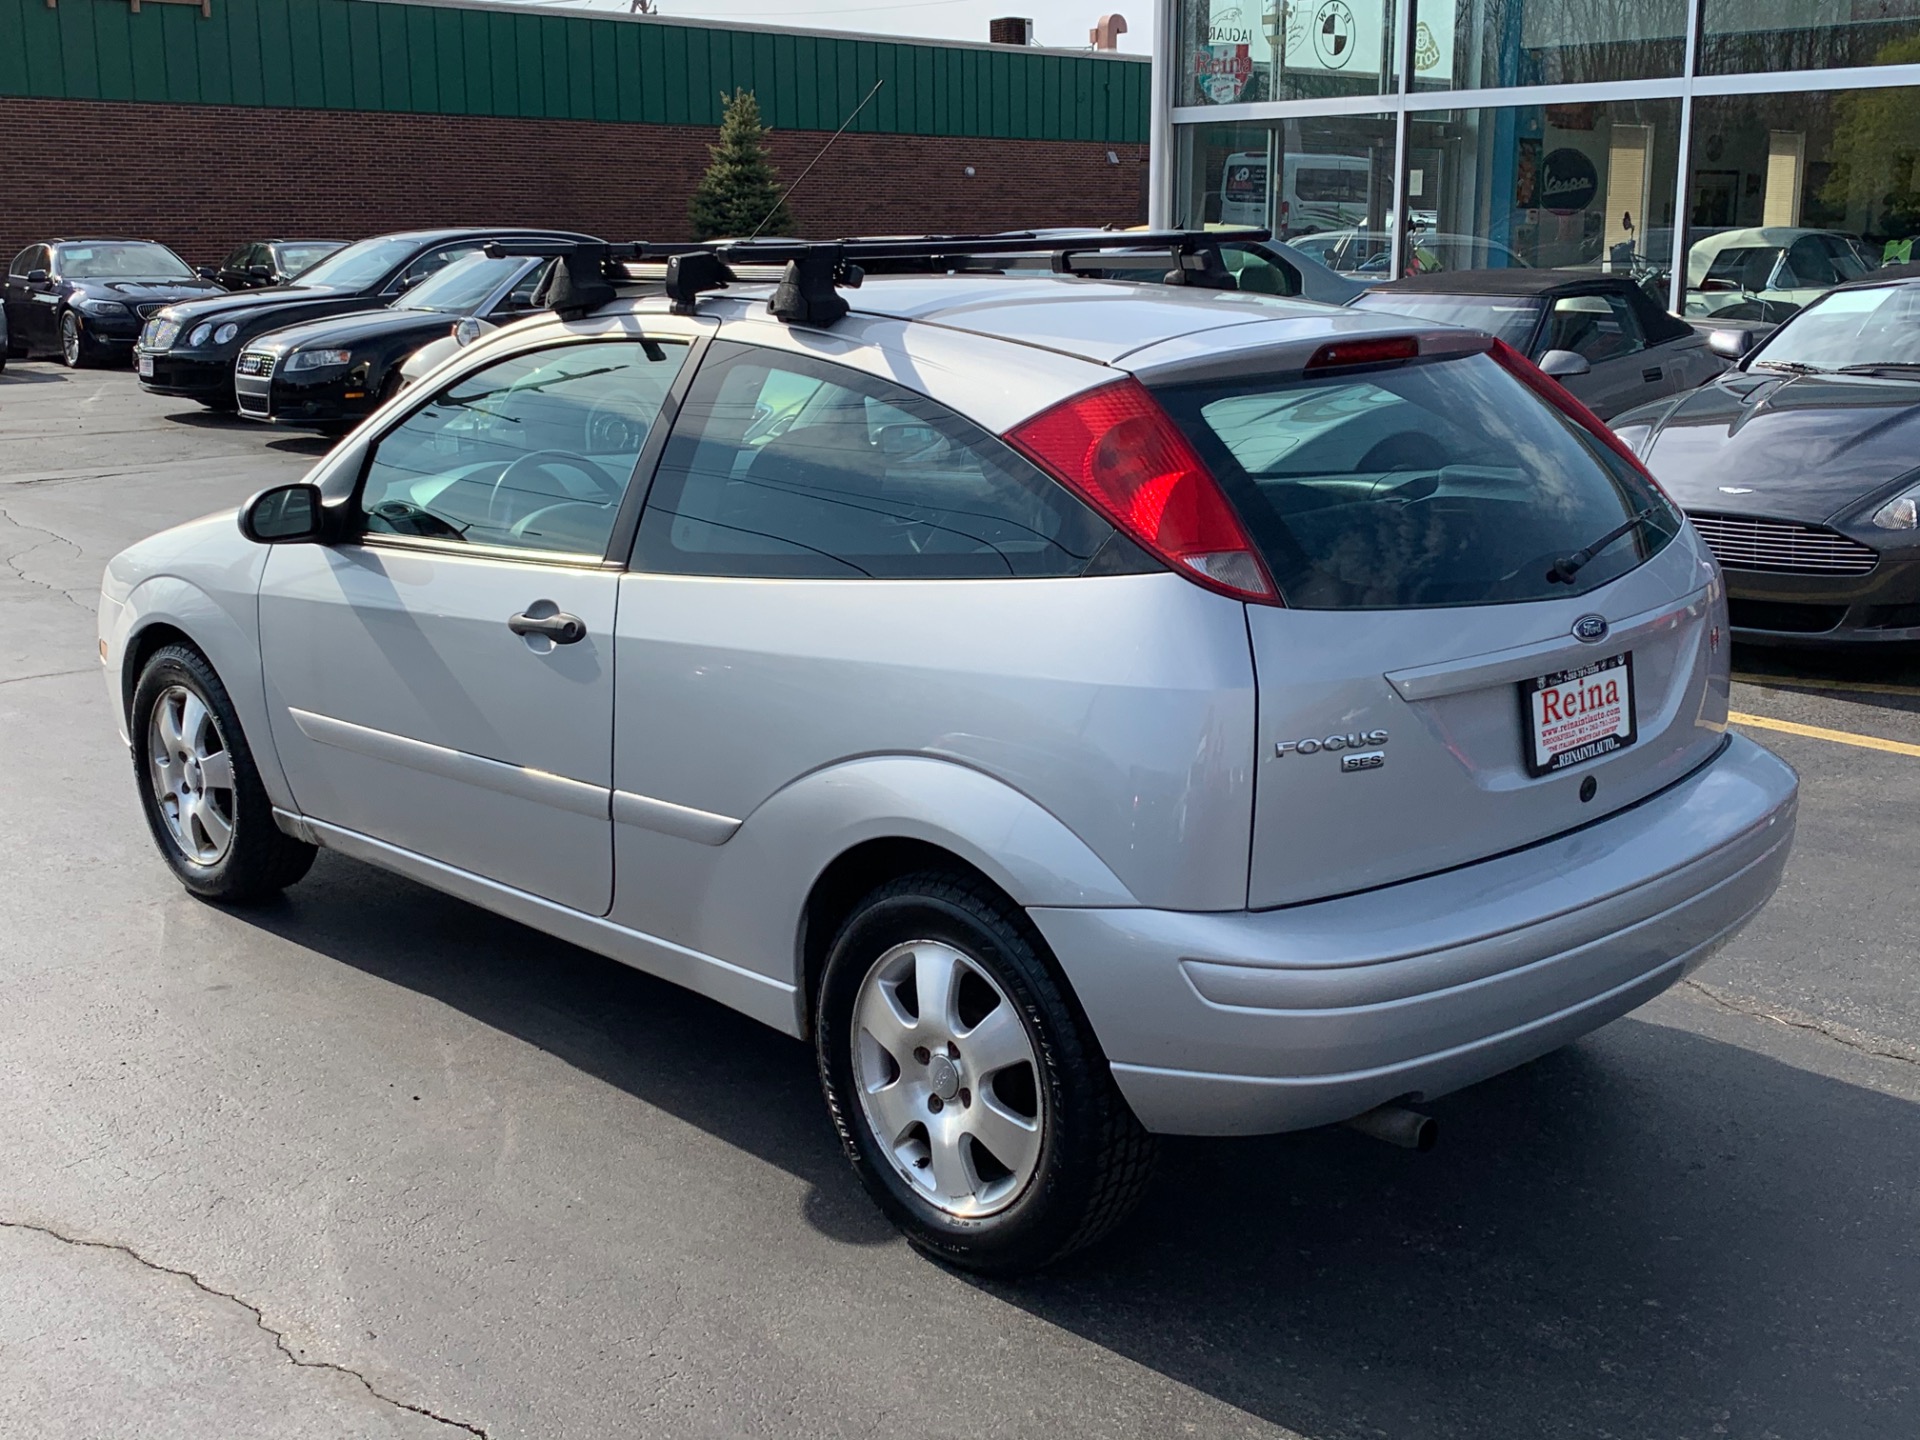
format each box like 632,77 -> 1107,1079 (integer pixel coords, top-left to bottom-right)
1,0 -> 1147,141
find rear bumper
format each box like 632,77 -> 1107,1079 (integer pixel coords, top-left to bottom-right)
1031,733 -> 1797,1136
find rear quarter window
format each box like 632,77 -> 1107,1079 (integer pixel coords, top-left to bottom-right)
1153,352 -> 1680,610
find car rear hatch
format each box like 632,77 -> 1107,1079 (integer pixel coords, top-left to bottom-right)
1135,327 -> 1730,908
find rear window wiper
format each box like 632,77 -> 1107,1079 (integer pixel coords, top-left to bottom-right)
1547,506 -> 1666,585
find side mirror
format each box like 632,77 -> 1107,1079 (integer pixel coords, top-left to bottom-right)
196,265 -> 218,280
249,264 -> 275,282
239,483 -> 327,544
1707,328 -> 1759,360
27,268 -> 49,284
1536,349 -> 1593,379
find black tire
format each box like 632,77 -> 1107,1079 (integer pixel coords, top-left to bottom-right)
59,310 -> 93,369
130,643 -> 316,903
816,871 -> 1156,1274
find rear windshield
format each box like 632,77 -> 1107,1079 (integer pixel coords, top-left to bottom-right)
1349,291 -> 1541,345
1153,352 -> 1680,609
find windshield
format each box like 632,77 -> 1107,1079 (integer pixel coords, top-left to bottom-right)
275,242 -> 343,277
1748,283 -> 1920,372
400,253 -> 535,314
293,237 -> 418,290
1153,352 -> 1679,610
57,242 -> 193,280
1350,292 -> 1543,346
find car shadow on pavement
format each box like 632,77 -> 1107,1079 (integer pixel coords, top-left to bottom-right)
0,366 -> 73,384
245,852 -> 1920,1440
1733,643 -> 1920,711
264,435 -> 337,458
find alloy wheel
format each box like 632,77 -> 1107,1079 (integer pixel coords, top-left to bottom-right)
61,313 -> 81,367
851,939 -> 1045,1218
146,685 -> 237,865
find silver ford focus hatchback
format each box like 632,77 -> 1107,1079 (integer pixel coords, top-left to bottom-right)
101,235 -> 1798,1273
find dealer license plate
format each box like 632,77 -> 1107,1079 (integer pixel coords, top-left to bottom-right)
137,353 -> 153,377
1521,653 -> 1637,777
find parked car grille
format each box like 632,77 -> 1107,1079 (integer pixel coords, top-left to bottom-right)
235,351 -> 276,378
135,303 -> 168,320
140,317 -> 181,350
1727,599 -> 1847,634
1687,513 -> 1879,576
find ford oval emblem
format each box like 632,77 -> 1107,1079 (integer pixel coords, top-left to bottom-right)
1573,613 -> 1610,643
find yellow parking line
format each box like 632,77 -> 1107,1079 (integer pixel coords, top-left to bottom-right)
1732,672 -> 1920,699
1729,710 -> 1920,757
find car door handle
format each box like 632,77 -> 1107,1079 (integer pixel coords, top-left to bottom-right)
508,610 -> 587,644
1642,366 -> 1664,382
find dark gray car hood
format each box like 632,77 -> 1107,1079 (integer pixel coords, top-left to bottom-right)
1615,371 -> 1920,526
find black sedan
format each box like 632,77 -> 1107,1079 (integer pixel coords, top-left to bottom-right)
235,251 -> 552,427
1613,263 -> 1920,646
4,238 -> 222,368
208,238 -> 346,291
136,227 -> 597,408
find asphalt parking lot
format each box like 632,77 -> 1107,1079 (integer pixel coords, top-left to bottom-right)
3,360 -> 1918,1440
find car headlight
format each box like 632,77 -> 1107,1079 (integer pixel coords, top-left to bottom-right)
214,322 -> 239,345
288,348 -> 354,371
1871,488 -> 1920,531
188,322 -> 214,347
75,298 -> 130,318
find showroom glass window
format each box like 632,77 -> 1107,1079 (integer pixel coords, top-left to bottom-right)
1701,0 -> 1920,75
1407,99 -> 1682,275
1175,0 -> 1399,105
1682,87 -> 1920,321
1414,0 -> 1686,88
1176,117 -> 1397,252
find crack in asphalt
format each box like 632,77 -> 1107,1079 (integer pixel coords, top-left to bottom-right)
1681,978 -> 1920,1068
0,666 -> 95,687
0,505 -> 97,612
0,1219 -> 490,1437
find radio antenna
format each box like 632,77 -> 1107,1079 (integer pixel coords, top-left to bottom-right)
748,79 -> 885,240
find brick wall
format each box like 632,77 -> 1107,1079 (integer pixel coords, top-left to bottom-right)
0,96 -> 1148,268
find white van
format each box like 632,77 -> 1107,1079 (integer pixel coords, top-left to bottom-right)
1220,152 -> 1382,235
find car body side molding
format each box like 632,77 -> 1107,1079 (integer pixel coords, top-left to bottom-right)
287,707 -> 609,819
611,789 -> 741,845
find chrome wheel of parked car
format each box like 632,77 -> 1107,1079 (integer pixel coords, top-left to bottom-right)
817,872 -> 1155,1273
130,644 -> 315,902
60,311 -> 85,368
146,684 -> 236,866
852,938 -> 1045,1219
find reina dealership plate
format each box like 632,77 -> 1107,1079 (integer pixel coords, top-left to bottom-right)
1521,652 -> 1637,777
137,353 -> 154,377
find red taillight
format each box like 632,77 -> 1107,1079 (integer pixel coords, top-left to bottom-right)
1004,378 -> 1277,603
1305,334 -> 1419,374
1488,339 -> 1673,498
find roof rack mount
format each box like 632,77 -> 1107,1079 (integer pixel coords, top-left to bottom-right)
496,228 -> 1273,326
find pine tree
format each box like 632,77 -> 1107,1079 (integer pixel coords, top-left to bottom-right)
689,90 -> 795,240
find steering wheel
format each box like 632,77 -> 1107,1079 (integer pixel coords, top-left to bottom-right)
366,498 -> 465,540
488,449 -> 624,529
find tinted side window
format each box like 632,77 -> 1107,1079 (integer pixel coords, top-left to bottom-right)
1542,294 -> 1644,362
396,244 -> 483,291
634,344 -> 1125,580
360,338 -> 690,558
10,247 -> 35,276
